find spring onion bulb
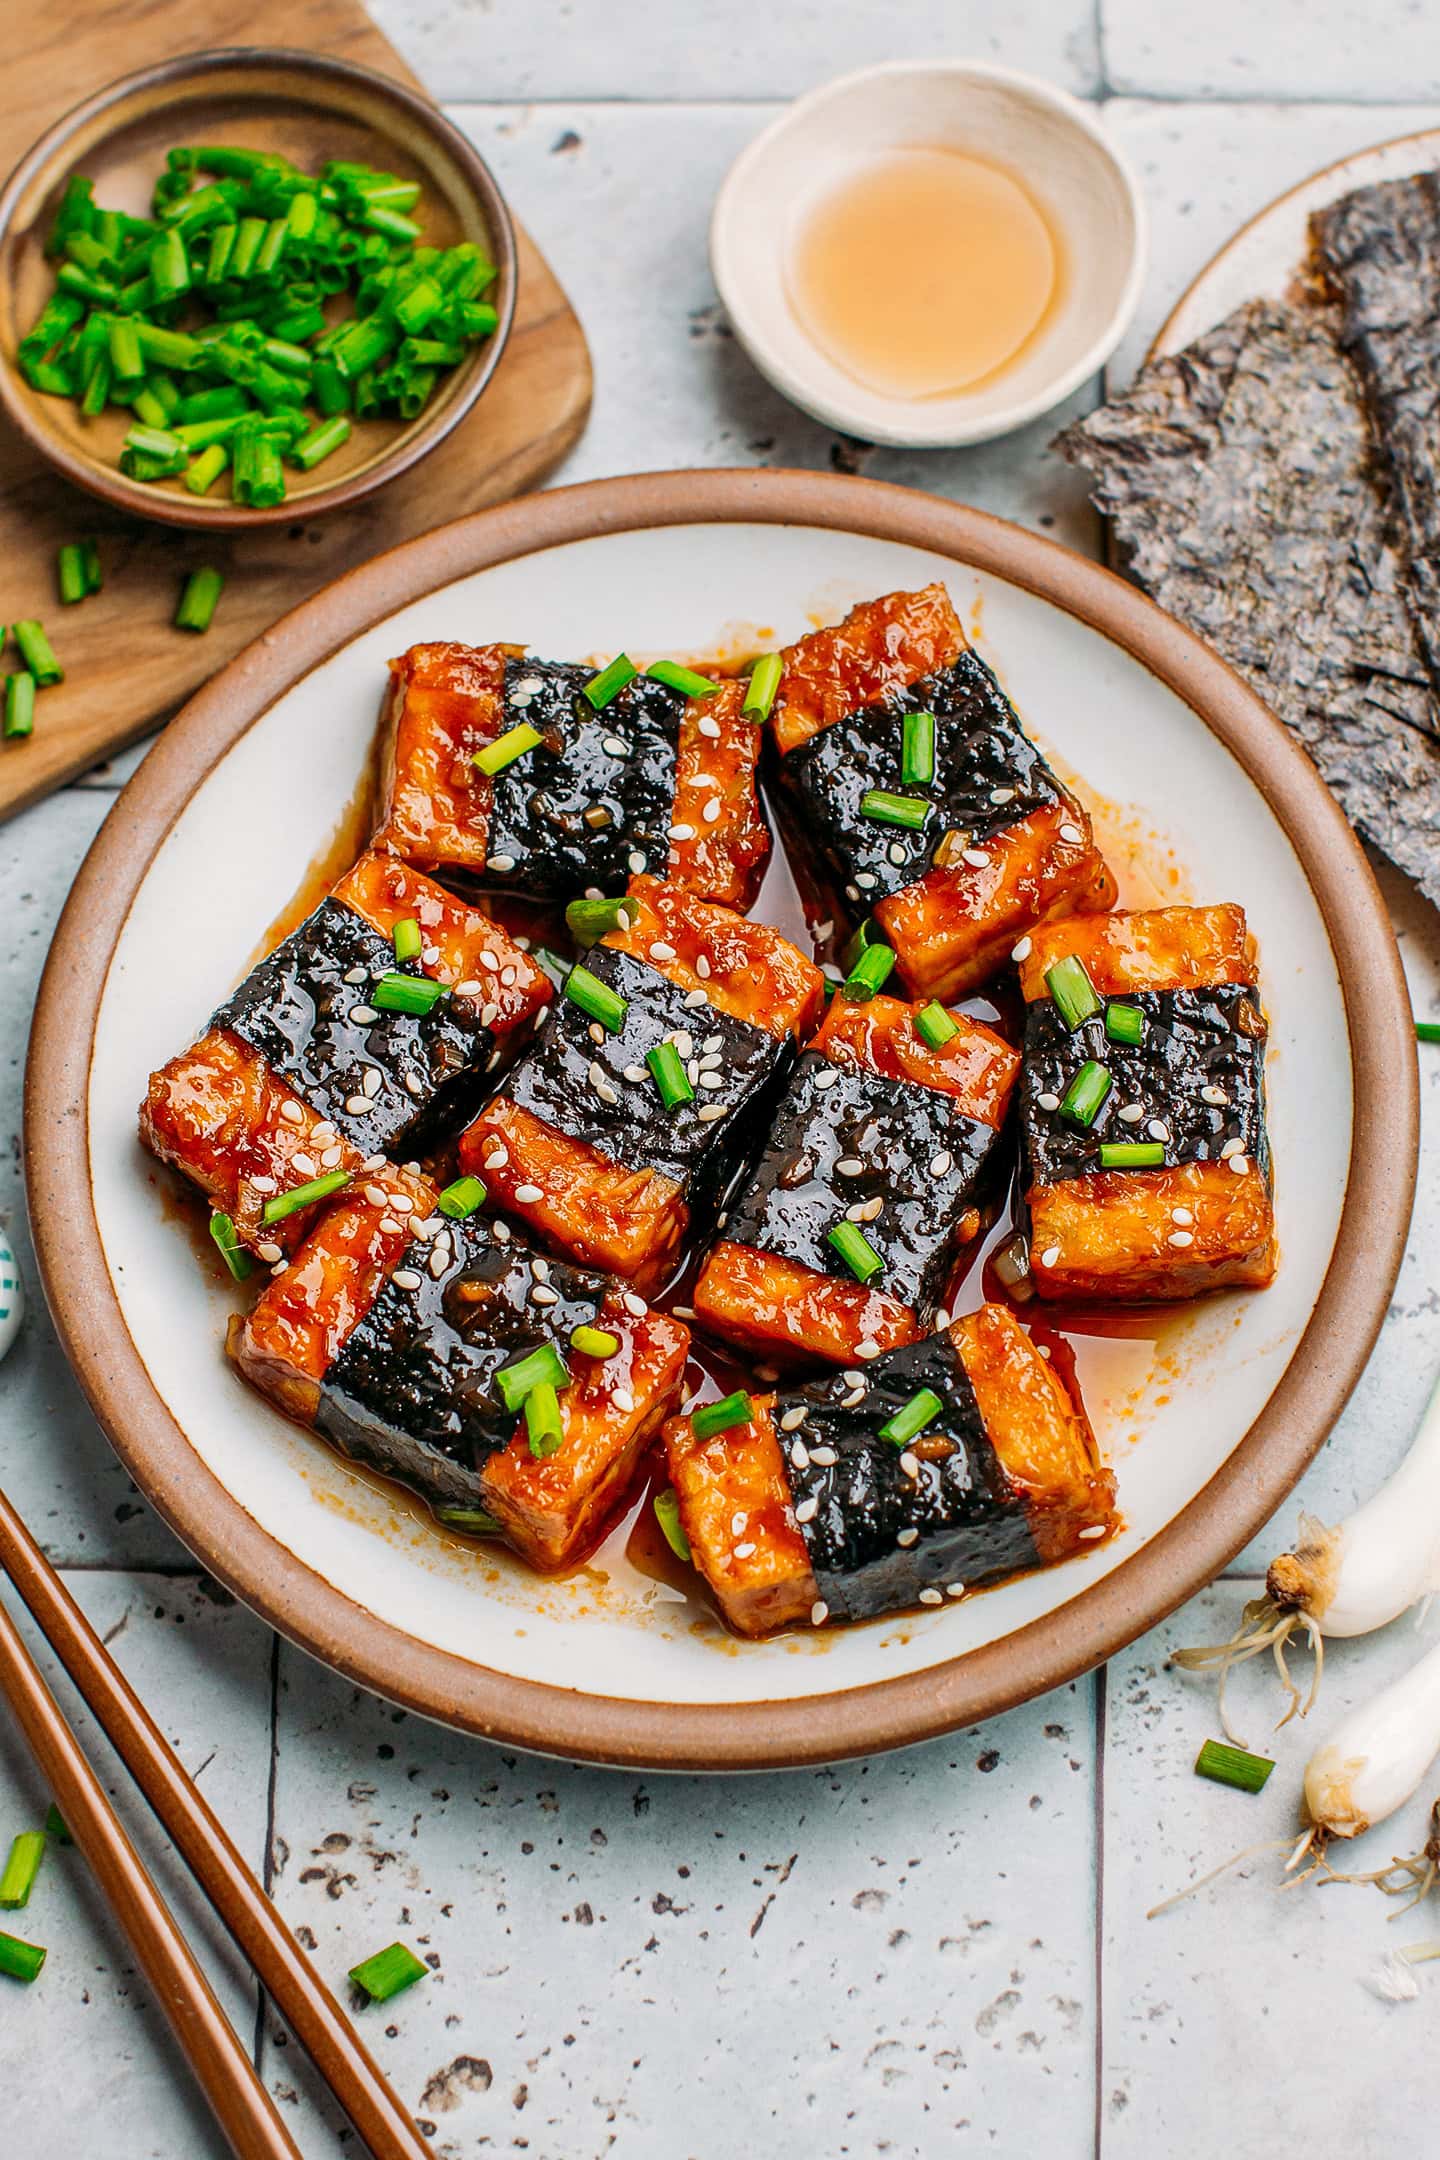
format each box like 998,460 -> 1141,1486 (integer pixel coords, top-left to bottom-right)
1175,1370 -> 1440,1739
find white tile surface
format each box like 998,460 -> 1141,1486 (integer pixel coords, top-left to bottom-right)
1105,0 -> 1440,103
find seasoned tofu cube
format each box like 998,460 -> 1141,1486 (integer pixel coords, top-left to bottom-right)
665,1304 -> 1116,1634
694,992 -> 1019,1366
769,584 -> 1116,998
1018,906 -> 1276,1301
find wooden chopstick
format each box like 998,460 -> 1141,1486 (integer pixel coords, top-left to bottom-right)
0,1487 -> 429,2160
0,1585 -> 302,2160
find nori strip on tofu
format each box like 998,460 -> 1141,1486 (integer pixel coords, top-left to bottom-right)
1022,987 -> 1268,1187
722,1052 -> 1004,1316
211,898 -> 493,1156
1315,174 -> 1440,696
505,945 -> 796,1216
316,1216 -> 607,1508
780,1332 -> 1035,1622
772,649 -> 1062,904
1057,297 -> 1440,909
485,658 -> 683,896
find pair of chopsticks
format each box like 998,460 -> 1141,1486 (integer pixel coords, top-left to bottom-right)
0,1483 -> 428,2160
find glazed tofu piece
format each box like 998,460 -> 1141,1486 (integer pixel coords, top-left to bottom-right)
459,880 -> 824,1295
769,585 -> 1116,999
374,642 -> 770,909
665,1303 -> 1116,1634
693,992 -> 1019,1367
140,851 -> 551,1251
1017,906 -> 1276,1301
233,1174 -> 689,1570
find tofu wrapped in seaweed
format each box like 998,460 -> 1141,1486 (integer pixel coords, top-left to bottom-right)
375,641 -> 770,909
664,1304 -> 1116,1635
458,878 -> 825,1296
140,851 -> 551,1253
769,586 -> 1116,999
1018,906 -> 1276,1301
693,991 -> 1019,1368
233,1166 -> 690,1570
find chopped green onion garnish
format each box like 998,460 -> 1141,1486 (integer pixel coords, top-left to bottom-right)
827,1220 -> 884,1284
564,896 -> 633,946
842,941 -> 896,1003
80,541 -> 102,595
392,917 -> 422,964
13,621 -> 61,686
496,1341 -> 570,1414
571,1324 -> 620,1359
1045,954 -> 1101,1030
1416,1021 -> 1440,1043
0,1834 -> 47,1911
915,1000 -> 959,1049
184,444 -> 229,496
647,1039 -> 694,1110
348,1941 -> 427,2002
525,1380 -> 564,1458
372,970 -> 449,1016
1105,1001 -> 1145,1047
839,916 -> 885,975
742,651 -> 782,721
209,1211 -> 253,1281
878,1387 -> 945,1447
43,1806 -> 70,1846
4,675 -> 36,740
1194,1739 -> 1274,1794
290,415 -> 351,471
859,788 -> 930,832
0,1931 -> 46,1984
582,654 -> 638,710
175,567 -> 224,634
57,543 -> 88,606
437,1176 -> 485,1221
900,710 -> 935,787
653,1488 -> 691,1561
473,722 -> 542,777
1059,1061 -> 1112,1128
533,947 -> 572,987
692,1390 -> 753,1441
564,963 -> 628,1034
261,1169 -> 350,1225
646,660 -> 721,698
1098,1140 -> 1165,1170
434,1505 -> 503,1536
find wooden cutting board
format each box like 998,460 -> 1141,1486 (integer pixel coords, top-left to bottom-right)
1,1 -> 592,820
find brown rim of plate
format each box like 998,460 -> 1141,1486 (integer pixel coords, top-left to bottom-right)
0,47 -> 518,530
23,468 -> 1417,1771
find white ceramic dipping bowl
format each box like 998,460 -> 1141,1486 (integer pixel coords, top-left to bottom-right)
710,60 -> 1146,448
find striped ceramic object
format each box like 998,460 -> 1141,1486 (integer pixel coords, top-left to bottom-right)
0,1221 -> 24,1360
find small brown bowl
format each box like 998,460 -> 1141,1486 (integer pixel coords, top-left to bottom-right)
0,48 -> 517,530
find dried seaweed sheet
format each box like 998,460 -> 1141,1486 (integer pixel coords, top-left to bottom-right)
1315,173 -> 1440,693
1057,297 -> 1440,906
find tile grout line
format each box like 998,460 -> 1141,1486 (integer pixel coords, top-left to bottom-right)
251,1630 -> 283,2072
1092,1660 -> 1108,2160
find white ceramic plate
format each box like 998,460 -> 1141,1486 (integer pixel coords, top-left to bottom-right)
26,472 -> 1413,1767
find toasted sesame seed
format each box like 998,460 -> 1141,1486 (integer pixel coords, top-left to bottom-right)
856,871 -> 876,890
589,1022 -> 605,1045
1059,821 -> 1084,845
896,1527 -> 919,1548
392,1269 -> 422,1291
808,1445 -> 838,1467
622,1291 -> 646,1317
842,1370 -> 865,1387
364,1183 -> 389,1207
487,854 -> 516,873
270,1260 -> 288,1276
531,1285 -> 559,1305
684,987 -> 709,1010
1201,1084 -> 1228,1106
451,979 -> 480,998
840,1386 -> 867,1409
695,954 -> 711,979
889,842 -> 908,865
946,1583 -> 966,1598
1171,1207 -> 1194,1226
697,1071 -> 725,1091
1040,1244 -> 1062,1267
962,848 -> 989,869
602,734 -> 628,755
343,966 -> 368,985
1117,1103 -> 1144,1124
899,1451 -> 920,1478
814,919 -> 834,941
698,713 -> 721,739
729,1511 -> 749,1538
514,675 -> 543,696
1146,1119 -> 1170,1142
428,1244 -> 450,1279
780,1406 -> 808,1432
612,1386 -> 636,1412
348,1004 -> 379,1027
530,1257 -> 550,1283
698,1100 -> 729,1121
669,1030 -> 694,1058
483,1147 -> 509,1171
628,850 -> 647,874
929,1150 -> 953,1179
794,1496 -> 819,1524
934,1308 -> 952,1330
1037,1091 -> 1061,1113
844,883 -> 861,902
790,1440 -> 810,1469
670,822 -> 696,841
310,1120 -> 337,1142
672,1303 -> 696,1320
814,1066 -> 839,1090
989,786 -> 1015,805
319,1147 -> 343,1171
649,940 -> 677,962
404,1073 -> 423,1095
856,1337 -> 882,1360
1078,1524 -> 1107,1540
1167,1229 -> 1194,1249
1227,1153 -> 1250,1174
422,946 -> 440,967
810,1600 -> 829,1626
588,1059 -> 607,1090
1220,1137 -> 1243,1159
361,1068 -> 383,1099
733,1541 -> 757,1559
378,1216 -> 402,1237
250,1175 -> 277,1195
279,1101 -> 305,1126
1011,935 -> 1032,962
596,1081 -> 620,1105
835,1157 -> 865,1177
491,1220 -> 512,1243
514,1183 -> 544,1203
362,1154 -> 387,1173
257,1241 -> 283,1264
291,1151 -> 317,1180
703,799 -> 722,824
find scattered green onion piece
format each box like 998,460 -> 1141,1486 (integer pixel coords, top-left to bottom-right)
129,387 -> 173,433
234,428 -> 286,507
434,1505 -> 503,1536
495,1341 -> 570,1415
0,1932 -> 46,1985
878,1386 -> 945,1447
261,1170 -> 351,1225
78,352 -> 110,415
838,917 -> 885,975
13,621 -> 61,686
533,947 -> 572,988
646,660 -> 722,698
842,941 -> 896,1003
392,917 -> 422,964
185,444 -> 230,495
106,316 -> 144,382
4,675 -> 36,740
46,173 -> 96,257
30,357 -> 78,397
361,205 -> 422,243
524,1381 -> 564,1458
254,217 -> 289,279
742,651 -> 782,721
1416,1021 -> 1440,1043
285,190 -> 318,243
176,383 -> 250,425
653,1488 -> 691,1561
564,964 -> 627,1034
1097,1141 -> 1166,1171
1059,1060 -> 1112,1129
43,1806 -> 70,1846
261,336 -> 313,378
900,709 -> 936,786
392,273 -> 444,334
0,1834 -> 46,1911
473,722 -> 542,777
570,1324 -> 620,1360
395,367 -> 437,422
80,540 -> 102,595
437,1176 -> 485,1221
564,895 -> 633,946
312,360 -> 350,417
348,1942 -> 427,2003
1104,1001 -> 1145,1047
827,1219 -> 884,1284
1045,954 -> 1101,1030
859,788 -> 930,832
57,543 -> 88,606
647,1040 -> 694,1110
582,654 -> 638,710
175,567 -> 224,634
209,1212 -> 253,1281
133,323 -> 203,373
372,970 -> 449,1016
149,226 -> 191,303
691,1391 -> 753,1442
290,415 -> 351,471
205,222 -> 238,284
1194,1739 -> 1274,1794
915,1000 -> 959,1050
